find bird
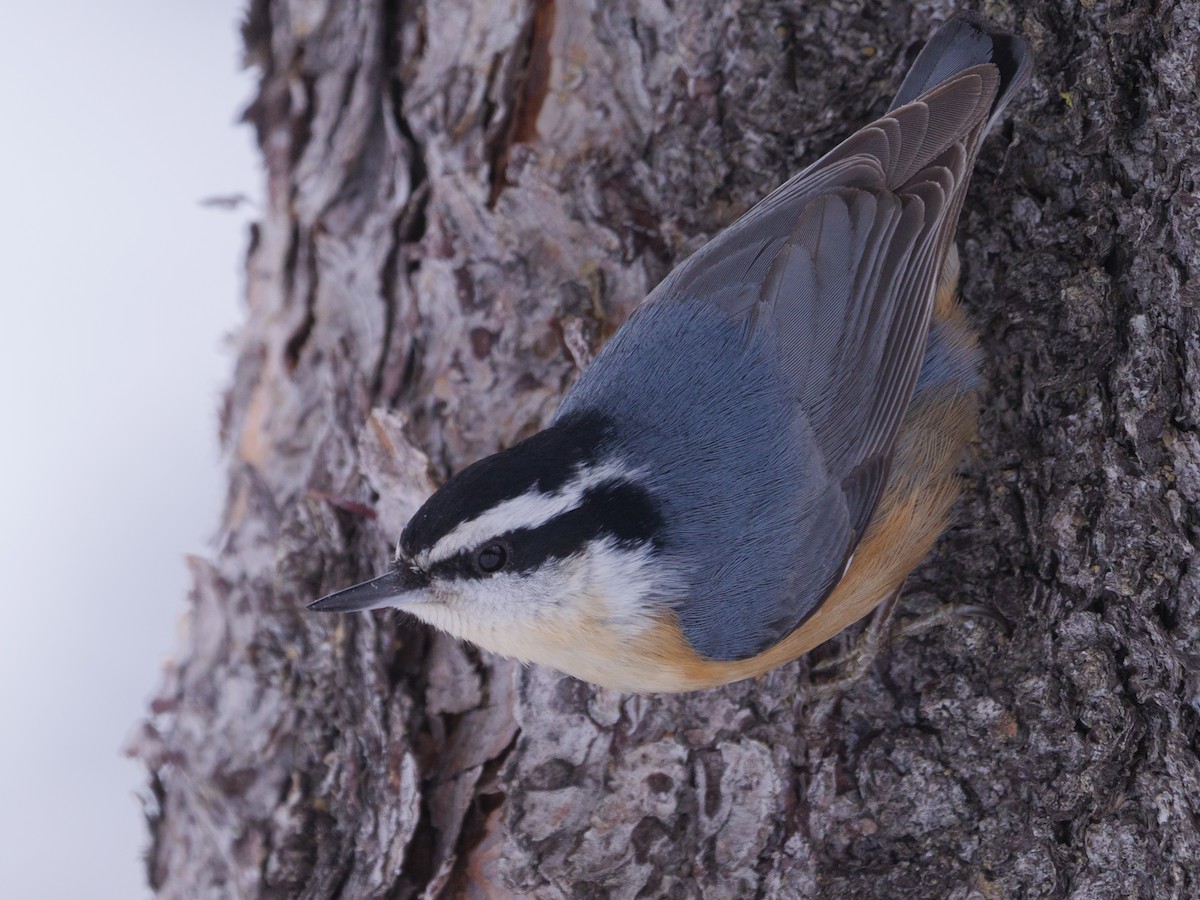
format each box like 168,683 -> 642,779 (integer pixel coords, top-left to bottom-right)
309,13 -> 1033,693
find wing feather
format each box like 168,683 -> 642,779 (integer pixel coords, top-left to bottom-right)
645,69 -> 1005,654
557,16 -> 1033,660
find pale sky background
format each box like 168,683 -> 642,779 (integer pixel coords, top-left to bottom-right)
0,1 -> 258,895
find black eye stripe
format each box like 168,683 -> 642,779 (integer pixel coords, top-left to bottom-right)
427,479 -> 663,581
400,412 -> 613,557
578,481 -> 665,548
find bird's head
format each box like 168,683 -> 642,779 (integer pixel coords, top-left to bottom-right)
310,412 -> 681,684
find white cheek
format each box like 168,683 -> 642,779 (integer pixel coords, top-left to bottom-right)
399,542 -> 680,676
413,559 -> 585,648
582,540 -> 679,634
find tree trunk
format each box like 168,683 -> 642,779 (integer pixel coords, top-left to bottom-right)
132,0 -> 1200,896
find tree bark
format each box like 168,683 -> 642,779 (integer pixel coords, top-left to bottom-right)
132,0 -> 1200,896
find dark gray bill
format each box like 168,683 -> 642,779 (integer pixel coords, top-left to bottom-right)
308,567 -> 428,613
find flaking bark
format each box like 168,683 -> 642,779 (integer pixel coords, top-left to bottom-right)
132,0 -> 1200,896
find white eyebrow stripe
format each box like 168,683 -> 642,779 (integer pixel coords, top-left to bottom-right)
420,460 -> 637,565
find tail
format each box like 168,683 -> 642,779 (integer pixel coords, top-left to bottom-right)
889,12 -> 1033,126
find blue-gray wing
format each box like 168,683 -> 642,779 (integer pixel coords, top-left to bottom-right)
644,71 -> 1015,659
559,18 -> 1031,660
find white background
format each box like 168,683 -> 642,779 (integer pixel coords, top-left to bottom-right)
0,1 -> 257,895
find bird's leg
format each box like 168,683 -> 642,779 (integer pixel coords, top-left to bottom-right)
805,592 -> 1010,698
806,587 -> 903,697
889,602 -> 1012,642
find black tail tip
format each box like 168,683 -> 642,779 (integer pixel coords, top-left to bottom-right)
891,11 -> 1034,116
950,11 -> 1034,111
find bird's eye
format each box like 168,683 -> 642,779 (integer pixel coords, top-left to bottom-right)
476,542 -> 508,574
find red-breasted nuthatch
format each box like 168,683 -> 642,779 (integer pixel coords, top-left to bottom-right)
310,14 -> 1032,693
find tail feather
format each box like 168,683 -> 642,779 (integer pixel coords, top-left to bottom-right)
890,12 -> 1033,126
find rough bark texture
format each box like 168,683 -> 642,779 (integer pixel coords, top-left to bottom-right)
132,0 -> 1200,896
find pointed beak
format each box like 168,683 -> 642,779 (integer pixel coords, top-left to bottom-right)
308,566 -> 429,613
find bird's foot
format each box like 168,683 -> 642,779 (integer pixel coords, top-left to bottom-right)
805,594 -> 1011,700
805,588 -> 903,699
